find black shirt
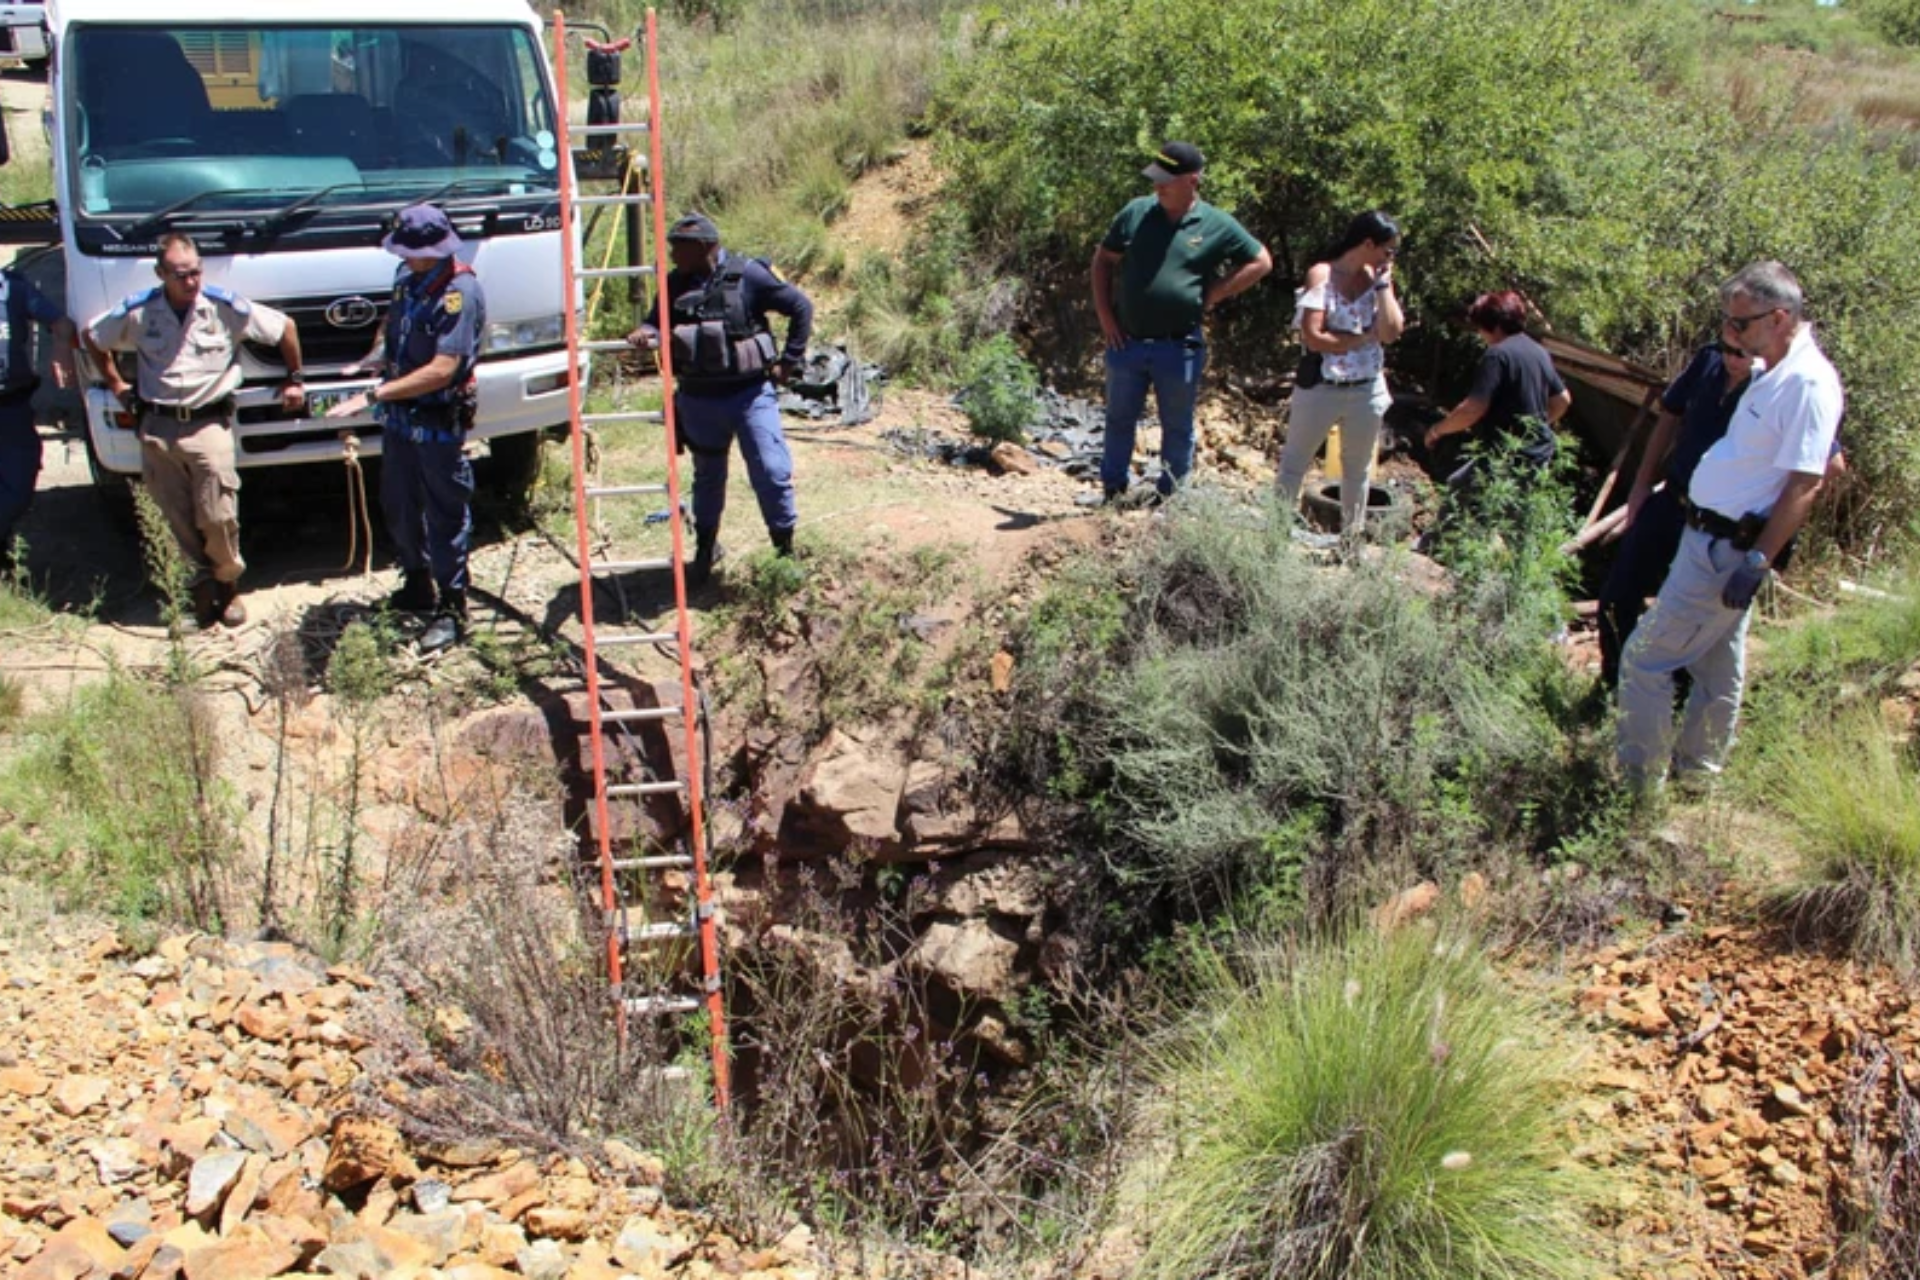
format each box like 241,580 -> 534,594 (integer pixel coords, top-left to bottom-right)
1467,332 -> 1565,462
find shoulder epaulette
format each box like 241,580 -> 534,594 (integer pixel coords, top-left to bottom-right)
112,286 -> 161,317
202,284 -> 251,316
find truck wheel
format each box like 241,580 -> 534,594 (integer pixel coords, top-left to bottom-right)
483,435 -> 545,506
86,435 -> 139,535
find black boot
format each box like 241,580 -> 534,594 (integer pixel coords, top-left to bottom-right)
687,524 -> 724,587
387,569 -> 436,615
419,589 -> 465,655
770,526 -> 796,558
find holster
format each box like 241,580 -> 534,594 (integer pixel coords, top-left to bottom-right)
1733,512 -> 1766,552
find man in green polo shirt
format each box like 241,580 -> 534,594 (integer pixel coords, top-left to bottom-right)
1091,141 -> 1272,502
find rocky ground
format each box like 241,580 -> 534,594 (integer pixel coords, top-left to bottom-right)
0,921 -> 836,1280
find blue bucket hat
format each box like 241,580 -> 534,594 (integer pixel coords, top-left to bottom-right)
382,203 -> 462,259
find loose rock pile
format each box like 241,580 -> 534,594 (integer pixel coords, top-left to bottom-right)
1576,922 -> 1920,1279
0,926 -> 824,1280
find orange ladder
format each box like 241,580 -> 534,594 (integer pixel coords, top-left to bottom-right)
552,9 -> 729,1110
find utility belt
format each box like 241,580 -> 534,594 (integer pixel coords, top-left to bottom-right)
384,402 -> 465,446
1679,496 -> 1764,550
140,396 -> 235,423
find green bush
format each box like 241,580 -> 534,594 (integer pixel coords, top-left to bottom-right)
0,669 -> 232,928
936,0 -> 1920,557
1132,924 -> 1596,1280
1767,706 -> 1920,975
958,334 -> 1040,443
1004,491 -> 1604,940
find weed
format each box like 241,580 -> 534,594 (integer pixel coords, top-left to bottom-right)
322,619 -> 396,954
1833,1035 -> 1920,1279
1131,923 -> 1597,1280
1766,705 -> 1920,975
0,666 -> 232,930
957,334 -> 1039,444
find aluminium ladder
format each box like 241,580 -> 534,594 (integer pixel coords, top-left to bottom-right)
553,9 -> 729,1111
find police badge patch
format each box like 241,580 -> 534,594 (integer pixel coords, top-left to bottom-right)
443,292 -> 464,316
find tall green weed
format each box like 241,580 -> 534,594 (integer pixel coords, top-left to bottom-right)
1131,924 -> 1597,1280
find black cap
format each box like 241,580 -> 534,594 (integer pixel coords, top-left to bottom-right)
1142,141 -> 1205,183
667,213 -> 721,244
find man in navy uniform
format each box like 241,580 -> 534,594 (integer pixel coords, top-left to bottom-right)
627,213 -> 813,584
0,266 -> 76,566
339,204 -> 485,654
84,233 -> 305,628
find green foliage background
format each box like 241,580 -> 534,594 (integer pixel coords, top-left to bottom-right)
936,0 -> 1920,556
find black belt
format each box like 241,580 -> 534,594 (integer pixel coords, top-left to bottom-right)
1322,376 -> 1376,387
1680,497 -> 1756,548
146,397 -> 235,423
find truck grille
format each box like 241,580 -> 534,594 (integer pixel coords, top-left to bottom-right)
246,293 -> 393,370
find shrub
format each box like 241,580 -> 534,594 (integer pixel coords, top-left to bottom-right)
1767,706 -> 1920,975
958,334 -> 1039,443
1003,491 -> 1593,944
1131,924 -> 1596,1280
0,667 -> 232,929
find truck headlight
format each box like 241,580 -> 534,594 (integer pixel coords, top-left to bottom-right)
483,314 -> 567,354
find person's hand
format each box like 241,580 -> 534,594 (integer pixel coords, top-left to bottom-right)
771,359 -> 794,386
325,391 -> 374,421
106,380 -> 134,410
1098,314 -> 1128,351
1624,479 -> 1653,530
627,326 -> 660,351
1722,556 -> 1770,610
1424,425 -> 1447,452
280,382 -> 307,413
1373,261 -> 1394,290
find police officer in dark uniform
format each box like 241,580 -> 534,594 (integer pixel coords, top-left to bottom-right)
627,213 -> 813,584
0,267 -> 76,565
339,204 -> 485,653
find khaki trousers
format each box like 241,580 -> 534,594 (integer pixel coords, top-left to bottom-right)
139,409 -> 244,585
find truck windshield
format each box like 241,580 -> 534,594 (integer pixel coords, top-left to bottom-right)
68,23 -> 559,221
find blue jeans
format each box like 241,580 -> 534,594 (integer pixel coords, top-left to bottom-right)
0,401 -> 41,555
381,419 -> 474,595
1102,334 -> 1207,496
1617,526 -> 1752,781
676,380 -> 797,535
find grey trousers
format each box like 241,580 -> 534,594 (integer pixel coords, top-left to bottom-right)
1276,377 -> 1391,531
1616,526 -> 1752,781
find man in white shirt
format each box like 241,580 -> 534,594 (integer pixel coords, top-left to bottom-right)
1617,261 -> 1843,789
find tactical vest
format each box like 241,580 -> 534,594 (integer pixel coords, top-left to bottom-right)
669,257 -> 778,387
387,260 -> 480,428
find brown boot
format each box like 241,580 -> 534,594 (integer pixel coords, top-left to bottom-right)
215,581 -> 247,628
190,579 -> 222,629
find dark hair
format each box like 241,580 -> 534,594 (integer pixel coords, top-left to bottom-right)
1327,210 -> 1399,260
1467,290 -> 1528,336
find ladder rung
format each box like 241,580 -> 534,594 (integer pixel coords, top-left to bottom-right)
575,193 -> 654,207
608,854 -> 694,871
607,780 -> 686,798
595,630 -> 677,647
600,705 -> 685,724
581,339 -> 642,354
583,411 -> 664,424
616,920 -> 696,944
638,1065 -> 694,1084
624,995 -> 701,1017
577,121 -> 653,137
590,557 -> 675,574
579,265 -> 656,280
585,483 -> 668,498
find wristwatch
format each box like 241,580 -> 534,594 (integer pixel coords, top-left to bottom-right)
1743,549 -> 1770,571
284,369 -> 306,385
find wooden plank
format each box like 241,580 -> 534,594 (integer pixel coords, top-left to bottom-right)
1584,387 -> 1662,528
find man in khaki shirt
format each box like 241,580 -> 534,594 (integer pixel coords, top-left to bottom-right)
84,234 -> 305,627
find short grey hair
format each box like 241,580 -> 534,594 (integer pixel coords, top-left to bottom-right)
1721,260 -> 1803,318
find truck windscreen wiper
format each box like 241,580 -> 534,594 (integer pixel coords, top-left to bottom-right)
247,182 -> 379,239
118,188 -> 278,240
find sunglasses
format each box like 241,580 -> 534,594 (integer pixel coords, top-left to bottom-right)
164,266 -> 204,281
1721,307 -> 1779,333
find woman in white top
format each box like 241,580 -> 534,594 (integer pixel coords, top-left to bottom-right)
1276,211 -> 1406,533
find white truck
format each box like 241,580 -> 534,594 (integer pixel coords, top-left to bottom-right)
8,0 -> 580,508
